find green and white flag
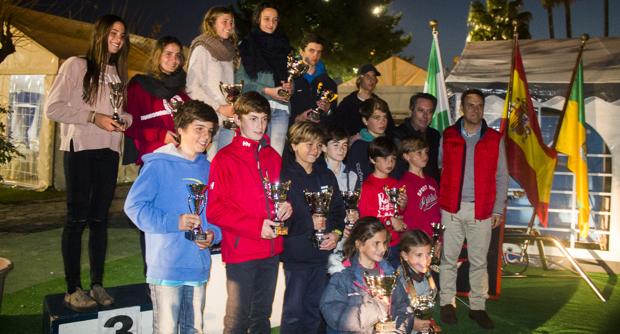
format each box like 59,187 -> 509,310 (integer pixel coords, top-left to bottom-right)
424,30 -> 451,132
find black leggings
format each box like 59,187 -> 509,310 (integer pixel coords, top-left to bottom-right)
62,144 -> 119,293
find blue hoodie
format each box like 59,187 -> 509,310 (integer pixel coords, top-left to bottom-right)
124,143 -> 222,282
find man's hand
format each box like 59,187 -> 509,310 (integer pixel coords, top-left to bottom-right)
178,214 -> 201,231
261,219 -> 277,239
276,202 -> 293,221
319,232 -> 340,251
491,214 -> 503,229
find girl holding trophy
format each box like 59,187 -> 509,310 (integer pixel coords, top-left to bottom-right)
187,6 -> 238,159
320,217 -> 412,333
45,14 -> 132,312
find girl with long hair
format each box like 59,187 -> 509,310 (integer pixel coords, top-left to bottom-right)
187,6 -> 238,160
45,14 -> 131,312
237,2 -> 292,155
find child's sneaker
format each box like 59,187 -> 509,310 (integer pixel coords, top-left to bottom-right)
64,287 -> 97,312
90,284 -> 114,306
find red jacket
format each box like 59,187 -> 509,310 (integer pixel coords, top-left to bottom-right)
439,122 -> 501,219
359,174 -> 401,247
126,80 -> 189,165
206,133 -> 283,263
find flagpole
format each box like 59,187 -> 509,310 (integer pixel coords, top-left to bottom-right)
551,34 -> 589,149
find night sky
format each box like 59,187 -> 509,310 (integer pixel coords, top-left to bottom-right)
31,0 -> 618,72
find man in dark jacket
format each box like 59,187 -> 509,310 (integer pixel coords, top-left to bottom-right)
329,64 -> 395,136
290,33 -> 338,125
391,93 -> 441,182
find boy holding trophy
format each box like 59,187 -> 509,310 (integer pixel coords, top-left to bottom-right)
124,100 -> 222,333
280,121 -> 345,333
206,91 -> 292,333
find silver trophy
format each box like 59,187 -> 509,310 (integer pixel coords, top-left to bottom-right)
341,190 -> 360,230
108,82 -> 125,125
308,82 -> 338,122
429,222 -> 445,273
363,273 -> 399,333
185,183 -> 209,241
277,53 -> 309,98
304,187 -> 333,248
219,80 -> 244,129
383,185 -> 406,226
264,179 -> 291,235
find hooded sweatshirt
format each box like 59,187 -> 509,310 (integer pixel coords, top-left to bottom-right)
124,143 -> 222,282
280,158 -> 345,268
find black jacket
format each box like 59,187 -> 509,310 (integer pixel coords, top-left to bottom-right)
390,118 -> 441,183
290,73 -> 338,125
346,138 -> 373,189
328,91 -> 396,136
280,158 -> 345,268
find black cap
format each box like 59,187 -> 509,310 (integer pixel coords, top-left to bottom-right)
358,64 -> 381,76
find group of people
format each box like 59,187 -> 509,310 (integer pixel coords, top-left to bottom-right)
44,2 -> 508,334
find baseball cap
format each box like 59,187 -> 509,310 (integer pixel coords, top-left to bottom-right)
357,64 -> 381,76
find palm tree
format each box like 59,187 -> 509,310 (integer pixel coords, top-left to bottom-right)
604,0 -> 609,37
541,0 -> 555,38
467,0 -> 532,41
561,0 -> 575,38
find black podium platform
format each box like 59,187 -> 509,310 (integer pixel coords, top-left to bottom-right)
43,283 -> 153,334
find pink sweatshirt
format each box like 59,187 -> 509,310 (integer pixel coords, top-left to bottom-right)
45,56 -> 132,153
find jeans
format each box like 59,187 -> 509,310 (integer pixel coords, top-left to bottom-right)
62,145 -> 118,293
267,106 -> 289,156
207,126 -> 235,161
150,284 -> 206,334
223,256 -> 279,334
439,203 -> 493,310
280,265 -> 328,334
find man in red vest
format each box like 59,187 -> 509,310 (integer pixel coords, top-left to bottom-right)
438,89 -> 508,330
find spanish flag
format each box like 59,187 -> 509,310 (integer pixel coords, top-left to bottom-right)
555,61 -> 590,238
501,42 -> 557,226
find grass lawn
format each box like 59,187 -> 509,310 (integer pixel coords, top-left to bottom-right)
1,226 -> 618,333
0,185 -> 65,204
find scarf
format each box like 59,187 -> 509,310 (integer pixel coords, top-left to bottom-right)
303,60 -> 326,84
189,34 -> 236,62
132,70 -> 186,99
238,27 -> 290,84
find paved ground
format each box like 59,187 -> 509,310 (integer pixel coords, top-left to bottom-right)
0,184 -> 133,234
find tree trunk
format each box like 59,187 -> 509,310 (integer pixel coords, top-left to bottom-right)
564,0 -> 572,38
604,0 -> 609,37
546,6 -> 555,39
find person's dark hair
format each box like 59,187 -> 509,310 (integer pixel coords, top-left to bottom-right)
149,36 -> 184,78
359,97 -> 389,120
399,230 -> 432,254
324,124 -> 349,142
343,217 -> 390,260
234,91 -> 271,119
174,100 -> 219,135
299,32 -> 324,50
368,136 -> 397,160
83,14 -> 130,105
460,88 -> 485,106
252,2 -> 279,27
409,92 -> 437,111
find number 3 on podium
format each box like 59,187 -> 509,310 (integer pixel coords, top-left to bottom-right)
98,307 -> 141,334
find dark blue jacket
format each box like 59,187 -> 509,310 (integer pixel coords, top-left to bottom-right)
290,67 -> 337,125
280,158 -> 345,268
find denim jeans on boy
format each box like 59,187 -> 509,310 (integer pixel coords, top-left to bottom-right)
223,256 -> 279,334
280,264 -> 328,334
62,144 -> 118,293
267,102 -> 289,156
150,284 -> 206,334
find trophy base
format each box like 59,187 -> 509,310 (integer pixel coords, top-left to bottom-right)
223,119 -> 237,129
272,223 -> 288,236
375,320 -> 396,333
308,109 -> 321,122
312,232 -> 326,248
185,231 -> 207,241
111,113 -> 125,125
276,88 -> 290,99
